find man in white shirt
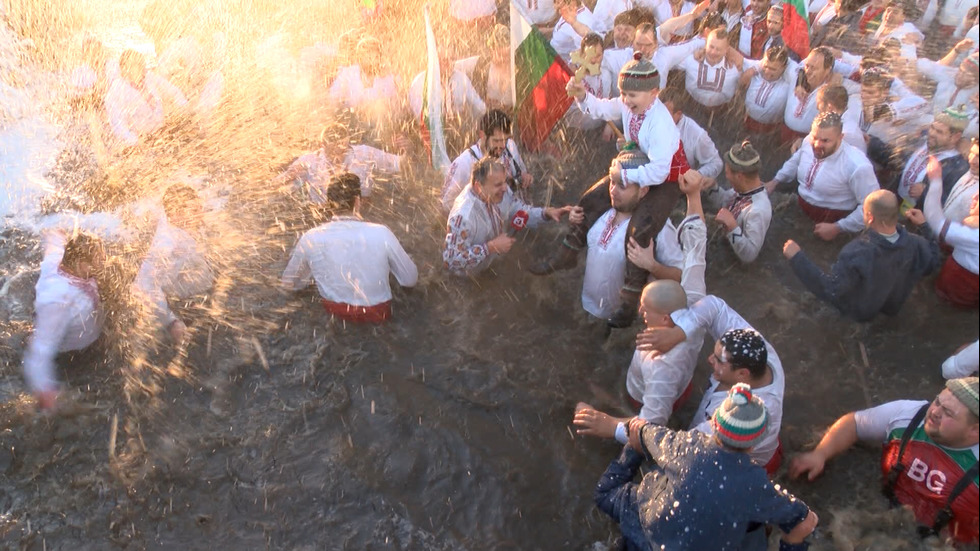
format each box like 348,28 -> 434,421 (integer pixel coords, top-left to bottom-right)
894,107 -> 970,215
738,0 -> 772,59
678,27 -> 743,118
276,125 -> 405,203
944,139 -> 979,223
782,47 -> 837,142
441,110 -> 532,213
715,141 -> 773,263
532,55 -> 700,327
766,111 -> 880,241
444,158 -> 580,276
105,49 -> 188,148
915,50 -> 978,121
634,295 -> 788,472
552,0 -> 600,61
592,0 -> 635,35
281,172 -> 418,324
659,87 -> 723,188
739,44 -> 792,134
133,185 -> 214,344
23,231 -> 105,411
326,37 -> 402,129
573,162 -> 707,436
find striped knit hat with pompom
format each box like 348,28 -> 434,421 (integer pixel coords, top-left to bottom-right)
618,52 -> 660,92
713,383 -> 769,449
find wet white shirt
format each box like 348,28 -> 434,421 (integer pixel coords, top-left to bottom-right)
942,340 -> 979,379
774,139 -> 879,233
679,56 -> 741,108
582,214 -> 689,319
718,186 -> 772,263
327,65 -> 401,119
22,232 -> 103,394
133,217 -> 214,328
638,0 -> 697,35
281,216 -> 418,305
105,72 -> 188,146
677,115 -> 722,180
915,59 -> 979,121
288,145 -> 402,201
743,59 -> 791,124
592,0 -> 635,35
944,172 -> 979,223
781,61 -> 825,134
514,0 -> 557,25
671,295 -> 786,467
925,173 -> 979,275
625,216 -> 708,425
441,140 -> 528,213
897,145 -> 961,203
408,69 -> 487,125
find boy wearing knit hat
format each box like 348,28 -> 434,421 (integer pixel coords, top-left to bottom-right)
790,377 -> 979,545
530,53 -> 702,328
593,384 -> 818,550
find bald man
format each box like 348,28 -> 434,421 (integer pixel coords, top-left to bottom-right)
574,173 -> 707,439
782,190 -> 940,321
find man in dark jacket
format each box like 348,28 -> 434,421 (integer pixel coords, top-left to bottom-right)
783,189 -> 940,322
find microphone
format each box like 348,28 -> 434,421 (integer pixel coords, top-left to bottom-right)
508,210 -> 529,237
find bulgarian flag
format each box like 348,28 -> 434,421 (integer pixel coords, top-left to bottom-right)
421,6 -> 450,174
510,1 -> 574,152
781,0 -> 810,60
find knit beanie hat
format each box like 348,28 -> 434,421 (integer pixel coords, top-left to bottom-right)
615,145 -> 649,171
725,140 -> 761,173
719,328 -> 767,373
618,52 -> 660,92
713,383 -> 769,449
936,104 -> 970,134
946,377 -> 979,418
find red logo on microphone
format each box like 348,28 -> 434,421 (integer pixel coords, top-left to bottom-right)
511,210 -> 529,232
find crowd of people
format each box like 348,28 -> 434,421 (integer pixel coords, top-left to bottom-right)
18,0 -> 980,548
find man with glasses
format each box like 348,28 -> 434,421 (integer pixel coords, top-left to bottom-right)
789,377 -> 978,546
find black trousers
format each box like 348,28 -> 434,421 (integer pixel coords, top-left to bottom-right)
563,176 -> 681,294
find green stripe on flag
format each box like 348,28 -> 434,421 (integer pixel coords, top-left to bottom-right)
514,27 -> 560,106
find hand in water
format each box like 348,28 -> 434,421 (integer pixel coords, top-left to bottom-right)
572,402 -> 618,438
788,451 -> 827,481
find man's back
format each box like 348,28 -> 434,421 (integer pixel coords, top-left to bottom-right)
636,427 -> 809,549
790,227 -> 940,321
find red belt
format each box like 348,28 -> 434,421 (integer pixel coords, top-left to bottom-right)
322,299 -> 392,324
797,195 -> 851,224
744,115 -> 779,134
935,256 -> 979,308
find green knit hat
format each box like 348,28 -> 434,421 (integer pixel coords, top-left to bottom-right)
936,105 -> 970,134
946,377 -> 979,418
713,383 -> 769,449
618,52 -> 660,92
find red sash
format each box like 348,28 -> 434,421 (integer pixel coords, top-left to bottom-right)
935,256 -> 980,309
744,114 -> 779,134
322,299 -> 392,323
797,195 -> 851,224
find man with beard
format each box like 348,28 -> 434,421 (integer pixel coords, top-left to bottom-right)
896,107 -> 971,215
737,0 -> 772,59
441,110 -> 532,213
443,158 -> 581,277
766,112 -> 879,241
782,189 -> 939,321
530,54 -> 701,328
573,154 -> 707,436
789,377 -> 978,546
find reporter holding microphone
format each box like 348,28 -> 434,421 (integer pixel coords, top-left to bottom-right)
443,157 -> 584,276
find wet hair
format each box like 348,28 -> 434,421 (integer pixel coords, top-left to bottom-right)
62,232 -> 103,271
657,86 -> 685,111
580,32 -> 604,53
725,140 -> 761,176
480,109 -> 512,138
635,22 -> 657,44
614,8 -> 641,27
471,156 -> 506,186
812,111 -> 844,132
811,46 -> 835,70
861,67 -> 894,91
860,46 -> 892,71
719,329 -> 768,379
326,172 -> 361,212
886,0 -> 919,20
700,14 -> 728,35
162,184 -> 202,220
818,85 -> 849,112
764,45 -> 789,66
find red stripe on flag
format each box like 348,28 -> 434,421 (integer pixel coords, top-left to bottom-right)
781,6 -> 810,60
517,61 -> 573,152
